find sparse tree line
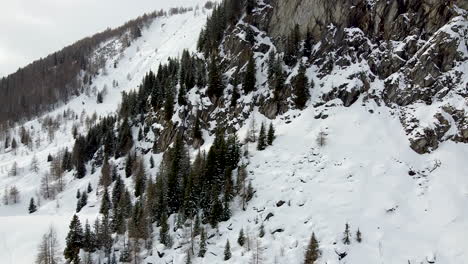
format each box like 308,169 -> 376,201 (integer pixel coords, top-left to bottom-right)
0,3 -> 197,126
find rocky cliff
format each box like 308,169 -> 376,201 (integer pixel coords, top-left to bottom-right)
178,0 -> 467,154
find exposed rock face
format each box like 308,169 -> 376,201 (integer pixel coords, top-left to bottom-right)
152,0 -> 467,155
268,0 -> 465,42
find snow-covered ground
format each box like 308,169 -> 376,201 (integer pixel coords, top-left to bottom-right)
0,2 -> 467,264
0,5 -> 212,263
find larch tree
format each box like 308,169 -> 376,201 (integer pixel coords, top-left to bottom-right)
304,233 -> 320,264
36,226 -> 61,264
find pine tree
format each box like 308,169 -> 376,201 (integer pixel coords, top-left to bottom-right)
178,84 -> 187,105
267,123 -> 275,145
293,63 -> 310,109
164,83 -> 175,121
224,240 -> 232,260
28,197 -> 37,213
159,213 -> 170,246
303,28 -> 313,58
356,228 -> 362,243
193,115 -> 203,140
237,228 -> 245,246
149,155 -> 155,168
99,155 -> 112,187
198,228 -> 207,257
64,215 -> 84,261
304,233 -> 320,264
83,220 -> 96,253
87,183 -> 93,193
11,138 -> 17,150
134,158 -> 147,197
343,223 -> 351,245
243,55 -> 256,94
97,92 -> 103,104
257,123 -> 267,150
100,188 -> 111,216
76,189 -> 81,199
207,54 -> 224,99
116,117 -> 133,158
125,153 -> 133,178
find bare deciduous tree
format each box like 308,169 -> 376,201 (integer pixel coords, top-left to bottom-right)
316,130 -> 327,147
36,226 -> 61,264
9,185 -> 20,204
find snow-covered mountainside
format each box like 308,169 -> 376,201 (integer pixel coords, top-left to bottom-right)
0,0 -> 467,264
0,4 -> 212,263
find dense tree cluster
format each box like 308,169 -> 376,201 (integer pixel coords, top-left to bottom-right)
197,0 -> 244,56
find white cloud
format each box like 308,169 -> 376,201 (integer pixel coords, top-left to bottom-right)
0,0 -> 207,77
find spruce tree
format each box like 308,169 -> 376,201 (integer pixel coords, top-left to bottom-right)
257,123 -> 267,150
343,223 -> 351,245
243,55 -> 256,94
198,228 -> 207,257
125,153 -> 133,178
237,228 -> 245,246
100,188 -> 111,216
178,84 -> 187,105
134,158 -> 147,197
224,240 -> 232,260
116,118 -> 133,158
294,63 -> 310,109
304,233 -> 320,264
159,213 -> 169,246
356,228 -> 362,243
267,123 -> 275,145
28,197 -> 37,213
150,155 -> 155,168
164,83 -> 175,121
303,28 -> 313,58
193,115 -> 203,140
207,54 -> 224,99
87,183 -> 93,193
83,220 -> 96,252
64,215 -> 84,261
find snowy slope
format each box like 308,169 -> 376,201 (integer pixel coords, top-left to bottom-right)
0,4 -> 213,263
140,100 -> 468,264
0,1 -> 467,264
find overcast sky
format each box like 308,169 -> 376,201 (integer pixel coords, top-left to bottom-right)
0,0 -> 207,77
